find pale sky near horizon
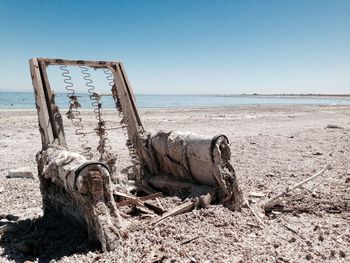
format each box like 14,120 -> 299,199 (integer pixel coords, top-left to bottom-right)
0,0 -> 349,94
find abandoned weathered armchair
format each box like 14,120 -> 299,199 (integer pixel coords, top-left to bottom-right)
30,58 -> 242,251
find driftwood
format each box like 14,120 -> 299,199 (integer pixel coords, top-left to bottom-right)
7,167 -> 34,179
179,235 -> 200,245
151,201 -> 196,225
116,192 -> 163,207
262,164 -> 331,210
115,192 -> 165,215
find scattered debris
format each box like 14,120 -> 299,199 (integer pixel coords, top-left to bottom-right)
151,201 -> 196,225
7,167 -> 34,179
180,235 -> 200,245
283,224 -> 306,240
326,124 -> 344,129
261,164 -> 331,210
249,192 -> 266,198
115,192 -> 163,207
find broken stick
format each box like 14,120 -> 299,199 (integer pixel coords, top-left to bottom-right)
116,192 -> 163,207
262,163 -> 331,210
151,201 -> 195,225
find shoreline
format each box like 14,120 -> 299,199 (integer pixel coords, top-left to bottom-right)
1,103 -> 350,112
1,93 -> 350,110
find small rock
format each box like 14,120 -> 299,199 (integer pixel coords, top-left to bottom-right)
305,254 -> 313,260
312,152 -> 323,156
345,177 -> 350,183
0,187 -> 4,193
339,250 -> 346,258
7,167 -> 34,179
289,237 -> 296,243
326,124 -> 344,129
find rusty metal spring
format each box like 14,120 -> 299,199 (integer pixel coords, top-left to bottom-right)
59,65 -> 92,159
80,66 -> 112,160
104,68 -> 122,113
60,65 -> 75,99
95,94 -> 112,160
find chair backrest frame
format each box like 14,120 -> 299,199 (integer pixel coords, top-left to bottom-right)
29,57 -> 144,149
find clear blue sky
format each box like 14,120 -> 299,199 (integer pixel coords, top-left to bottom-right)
0,0 -> 349,94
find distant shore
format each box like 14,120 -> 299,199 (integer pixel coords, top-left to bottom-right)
239,93 -> 350,99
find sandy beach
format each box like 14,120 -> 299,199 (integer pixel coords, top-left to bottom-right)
0,105 -> 349,262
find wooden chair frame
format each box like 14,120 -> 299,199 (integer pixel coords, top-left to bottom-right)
29,58 -> 144,149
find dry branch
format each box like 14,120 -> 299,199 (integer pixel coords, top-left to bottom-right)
116,192 -> 163,207
180,235 -> 200,245
151,201 -> 195,225
262,164 -> 331,210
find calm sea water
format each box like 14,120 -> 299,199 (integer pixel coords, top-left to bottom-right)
0,92 -> 349,109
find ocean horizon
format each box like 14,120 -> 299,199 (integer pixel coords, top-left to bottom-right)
0,91 -> 350,109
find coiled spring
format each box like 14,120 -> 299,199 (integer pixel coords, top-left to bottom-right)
59,65 -> 92,159
58,65 -> 140,169
80,66 -> 111,160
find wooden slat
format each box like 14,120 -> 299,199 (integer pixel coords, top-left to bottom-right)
116,192 -> 163,206
109,63 -> 144,145
38,61 -> 66,146
29,58 -> 54,146
38,58 -> 116,67
118,63 -> 143,126
31,58 -> 143,149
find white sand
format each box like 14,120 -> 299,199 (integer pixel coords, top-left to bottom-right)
0,105 -> 349,262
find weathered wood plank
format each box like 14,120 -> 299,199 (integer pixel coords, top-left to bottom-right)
38,61 -> 66,146
29,58 -> 54,146
38,58 -> 116,67
109,63 -> 144,145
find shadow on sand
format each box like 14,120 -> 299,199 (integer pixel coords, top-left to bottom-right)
0,214 -> 100,263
